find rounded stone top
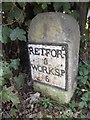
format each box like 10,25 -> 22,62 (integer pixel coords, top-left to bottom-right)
28,12 -> 80,44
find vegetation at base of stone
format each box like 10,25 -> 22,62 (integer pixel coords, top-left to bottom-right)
77,62 -> 90,108
34,97 -> 53,109
68,62 -> 90,117
0,56 -> 25,117
1,2 -> 90,118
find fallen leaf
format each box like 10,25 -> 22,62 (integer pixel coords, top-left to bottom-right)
30,92 -> 40,103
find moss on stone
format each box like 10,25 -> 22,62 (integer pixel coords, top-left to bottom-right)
30,22 -> 44,42
33,82 -> 71,104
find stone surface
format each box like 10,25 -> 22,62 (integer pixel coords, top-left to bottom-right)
28,12 -> 80,103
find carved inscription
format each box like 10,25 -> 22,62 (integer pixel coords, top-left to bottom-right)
28,44 -> 68,90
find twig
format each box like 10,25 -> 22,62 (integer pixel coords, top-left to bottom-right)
3,110 -> 11,118
1,21 -> 16,26
80,56 -> 90,68
1,2 -> 23,26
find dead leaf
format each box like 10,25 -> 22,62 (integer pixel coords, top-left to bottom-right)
30,92 -> 40,103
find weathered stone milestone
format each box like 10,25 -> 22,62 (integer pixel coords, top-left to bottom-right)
28,12 -> 80,103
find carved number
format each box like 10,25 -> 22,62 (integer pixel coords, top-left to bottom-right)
44,58 -> 48,65
45,76 -> 49,82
